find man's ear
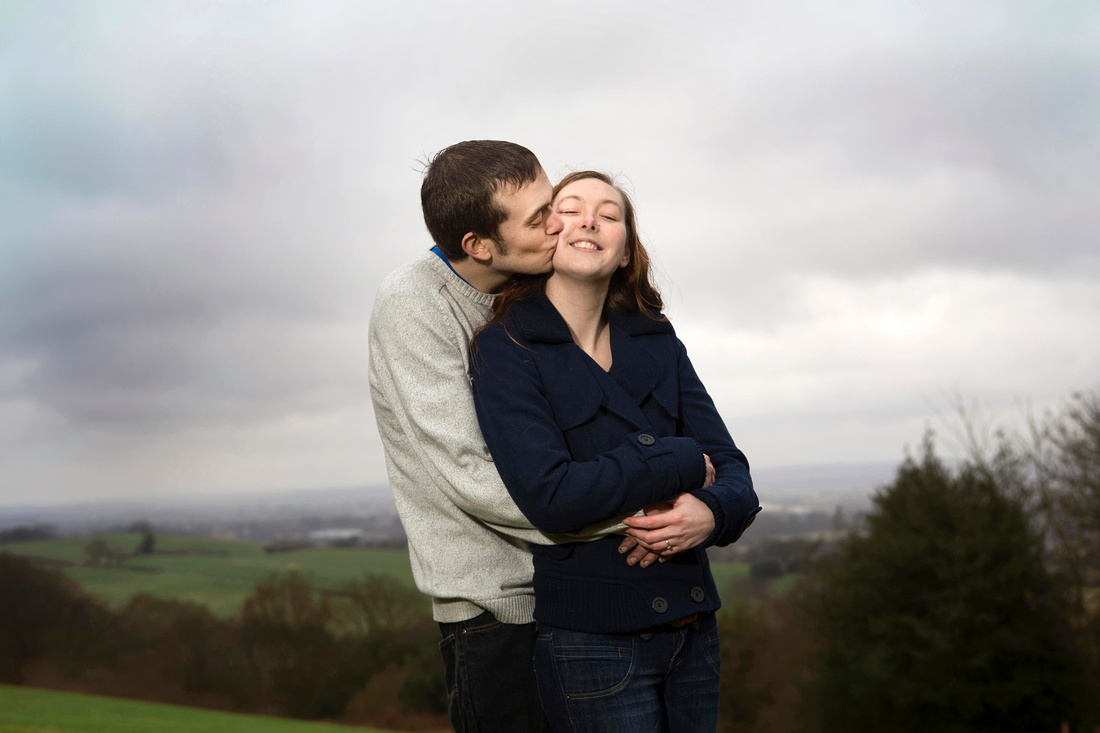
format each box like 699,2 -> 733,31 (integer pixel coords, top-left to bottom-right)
461,232 -> 494,263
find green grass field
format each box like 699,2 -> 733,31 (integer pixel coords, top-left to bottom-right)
2,532 -> 752,616
708,558 -> 750,594
766,572 -> 800,594
0,684 -> 397,733
2,534 -> 418,616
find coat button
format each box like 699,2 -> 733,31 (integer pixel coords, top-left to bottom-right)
651,597 -> 668,614
690,587 -> 705,603
637,434 -> 656,446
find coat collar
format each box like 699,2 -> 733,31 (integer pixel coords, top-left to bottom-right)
504,292 -> 680,422
506,291 -> 672,344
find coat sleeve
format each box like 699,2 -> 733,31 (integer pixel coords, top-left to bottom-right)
672,334 -> 761,547
470,325 -> 707,535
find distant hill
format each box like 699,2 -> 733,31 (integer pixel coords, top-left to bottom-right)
0,485 -> 401,542
0,461 -> 898,541
752,461 -> 897,512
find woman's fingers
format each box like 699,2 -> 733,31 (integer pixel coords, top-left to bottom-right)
623,507 -> 682,530
624,524 -> 683,543
624,493 -> 717,558
626,529 -> 685,554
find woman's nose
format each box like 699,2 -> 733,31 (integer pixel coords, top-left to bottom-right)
582,213 -> 597,229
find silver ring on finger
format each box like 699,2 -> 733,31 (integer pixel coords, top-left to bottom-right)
665,539 -> 672,551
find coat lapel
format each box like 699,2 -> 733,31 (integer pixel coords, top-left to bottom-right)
608,309 -> 680,422
507,294 -> 678,430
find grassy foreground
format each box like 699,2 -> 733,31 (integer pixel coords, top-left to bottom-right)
0,685 -> 398,733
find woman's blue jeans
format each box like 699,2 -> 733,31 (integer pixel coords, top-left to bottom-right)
533,612 -> 721,733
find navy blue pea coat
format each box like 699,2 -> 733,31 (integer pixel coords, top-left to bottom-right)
471,293 -> 760,633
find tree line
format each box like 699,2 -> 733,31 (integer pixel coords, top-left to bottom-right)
0,560 -> 445,730
714,391 -> 1099,732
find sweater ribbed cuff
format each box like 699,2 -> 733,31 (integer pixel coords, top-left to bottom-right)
431,594 -> 536,625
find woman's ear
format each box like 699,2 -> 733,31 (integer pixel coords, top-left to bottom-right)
619,249 -> 631,269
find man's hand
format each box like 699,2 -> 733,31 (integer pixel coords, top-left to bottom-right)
618,533 -> 664,568
703,453 -> 716,488
622,493 -> 716,561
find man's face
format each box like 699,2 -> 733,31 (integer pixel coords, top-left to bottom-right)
488,169 -> 563,276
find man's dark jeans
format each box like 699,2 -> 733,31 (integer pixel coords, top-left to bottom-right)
438,610 -> 552,733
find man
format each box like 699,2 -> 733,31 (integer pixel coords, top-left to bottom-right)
370,140 -> 605,731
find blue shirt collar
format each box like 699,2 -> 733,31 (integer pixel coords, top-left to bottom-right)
431,246 -> 472,287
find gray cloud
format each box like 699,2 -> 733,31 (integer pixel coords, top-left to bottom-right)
1,0 -> 1098,503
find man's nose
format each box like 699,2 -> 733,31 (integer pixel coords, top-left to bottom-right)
546,211 -> 564,235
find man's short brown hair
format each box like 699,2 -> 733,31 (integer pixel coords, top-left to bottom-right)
420,140 -> 542,260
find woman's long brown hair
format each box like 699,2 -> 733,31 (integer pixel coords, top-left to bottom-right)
485,171 -> 665,336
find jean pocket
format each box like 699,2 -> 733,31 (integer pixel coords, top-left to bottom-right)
547,629 -> 636,700
461,619 -> 502,636
437,632 -> 459,708
698,613 -> 721,676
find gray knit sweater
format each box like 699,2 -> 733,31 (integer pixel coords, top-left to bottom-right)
368,254 -> 620,624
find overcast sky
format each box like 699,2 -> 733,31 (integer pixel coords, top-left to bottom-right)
2,0 -> 1097,506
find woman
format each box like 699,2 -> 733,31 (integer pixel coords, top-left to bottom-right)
470,171 -> 759,732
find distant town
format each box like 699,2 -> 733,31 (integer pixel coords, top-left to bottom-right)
0,461 -> 895,554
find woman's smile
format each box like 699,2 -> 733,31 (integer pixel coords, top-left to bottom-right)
568,239 -> 602,251
551,177 -> 631,279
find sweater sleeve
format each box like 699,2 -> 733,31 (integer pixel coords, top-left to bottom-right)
369,286 -> 625,544
672,334 -> 761,547
470,324 -> 707,535
369,287 -> 541,532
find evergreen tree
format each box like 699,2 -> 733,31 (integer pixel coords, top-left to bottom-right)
808,434 -> 1085,732
1035,391 -> 1100,723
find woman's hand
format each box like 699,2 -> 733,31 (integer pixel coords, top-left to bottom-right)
620,492 -> 716,566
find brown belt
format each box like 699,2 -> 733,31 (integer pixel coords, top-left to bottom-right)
668,613 -> 700,628
639,613 -> 702,635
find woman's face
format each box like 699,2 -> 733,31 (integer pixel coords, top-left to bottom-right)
551,177 -> 630,282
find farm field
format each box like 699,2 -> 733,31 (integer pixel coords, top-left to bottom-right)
0,684 -> 397,733
1,533 -> 418,616
709,557 -> 751,593
2,532 -> 754,615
